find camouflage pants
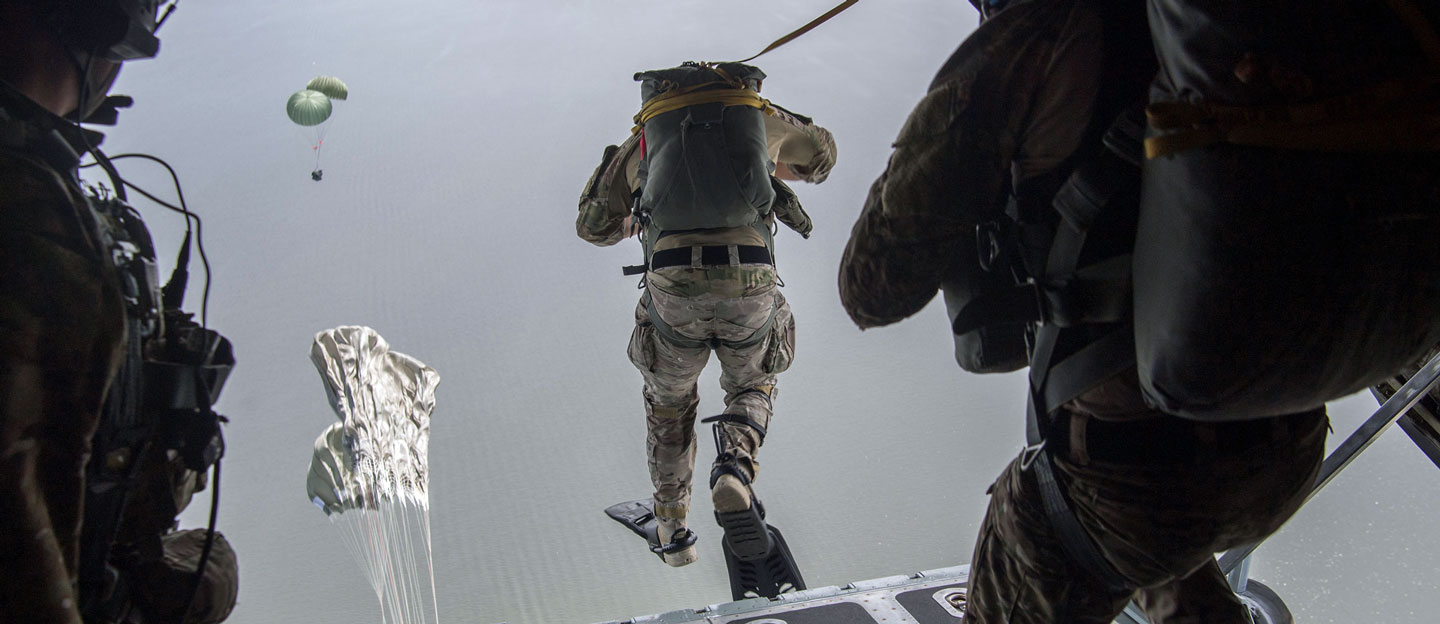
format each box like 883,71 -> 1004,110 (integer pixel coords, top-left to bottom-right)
628,266 -> 795,524
0,158 -> 126,624
965,371 -> 1328,624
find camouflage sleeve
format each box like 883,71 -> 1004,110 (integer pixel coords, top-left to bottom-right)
770,176 -> 812,238
765,107 -> 837,184
576,134 -> 641,247
838,75 -> 1012,329
0,152 -> 125,624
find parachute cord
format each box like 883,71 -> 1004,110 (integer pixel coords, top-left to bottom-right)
79,153 -> 215,331
395,504 -> 414,624
402,503 -> 424,624
181,457 -> 222,623
382,503 -> 406,624
734,0 -> 858,63
423,506 -> 440,624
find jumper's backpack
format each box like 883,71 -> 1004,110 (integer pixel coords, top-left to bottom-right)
1134,1 -> 1440,420
632,62 -> 775,236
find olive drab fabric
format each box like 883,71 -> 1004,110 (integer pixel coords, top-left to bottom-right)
285,89 -> 332,126
577,71 -> 834,252
1135,0 -> 1440,420
305,75 -> 349,101
634,63 -> 775,233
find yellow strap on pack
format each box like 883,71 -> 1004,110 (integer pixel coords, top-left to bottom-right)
1144,76 -> 1440,158
632,83 -> 774,133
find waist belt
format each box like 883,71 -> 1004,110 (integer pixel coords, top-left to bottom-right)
648,245 -> 772,271
1051,408 -> 1323,466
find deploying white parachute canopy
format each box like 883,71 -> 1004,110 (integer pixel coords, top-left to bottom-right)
306,326 -> 441,624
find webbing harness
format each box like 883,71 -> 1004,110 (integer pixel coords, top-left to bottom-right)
624,244 -> 773,276
988,108 -> 1147,593
703,413 -> 769,489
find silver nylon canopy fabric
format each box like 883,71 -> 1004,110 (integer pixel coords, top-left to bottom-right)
305,326 -> 440,512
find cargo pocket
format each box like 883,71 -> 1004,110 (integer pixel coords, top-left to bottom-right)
628,319 -> 658,373
762,307 -> 796,375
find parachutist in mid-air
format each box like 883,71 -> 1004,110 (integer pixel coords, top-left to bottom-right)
311,169 -> 322,181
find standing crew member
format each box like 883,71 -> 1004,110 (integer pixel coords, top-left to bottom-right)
580,61 -> 835,566
839,1 -> 1329,622
0,1 -> 238,622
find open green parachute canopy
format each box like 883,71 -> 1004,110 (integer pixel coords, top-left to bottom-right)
306,75 -> 349,101
286,90 -> 332,127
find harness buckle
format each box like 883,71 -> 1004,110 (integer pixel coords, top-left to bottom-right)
976,221 -> 1006,272
1019,441 -> 1046,471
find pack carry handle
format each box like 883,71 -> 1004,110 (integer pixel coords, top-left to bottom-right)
734,0 -> 858,64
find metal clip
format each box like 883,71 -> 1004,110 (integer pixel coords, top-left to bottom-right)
1019,441 -> 1046,471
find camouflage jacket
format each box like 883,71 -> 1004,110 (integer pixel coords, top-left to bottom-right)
577,104 -> 836,248
837,0 -> 1149,329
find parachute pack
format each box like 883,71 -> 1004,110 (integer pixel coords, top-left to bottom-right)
632,62 -> 777,237
1133,0 -> 1440,420
950,1 -> 1440,422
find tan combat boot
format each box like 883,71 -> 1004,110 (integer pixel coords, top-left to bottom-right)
711,472 -> 752,514
711,462 -> 771,561
655,516 -> 698,567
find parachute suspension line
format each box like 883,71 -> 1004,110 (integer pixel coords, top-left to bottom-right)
379,504 -> 404,624
306,328 -> 439,624
734,0 -> 858,63
401,502 -> 428,624
423,507 -> 440,624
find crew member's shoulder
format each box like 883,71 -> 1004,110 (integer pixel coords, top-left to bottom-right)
929,0 -> 1105,89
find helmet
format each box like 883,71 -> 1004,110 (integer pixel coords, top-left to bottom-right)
968,0 -> 1012,21
38,0 -> 167,61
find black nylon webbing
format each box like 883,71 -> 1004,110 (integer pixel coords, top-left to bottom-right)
1019,121 -> 1139,594
648,245 -> 773,270
701,413 -> 769,440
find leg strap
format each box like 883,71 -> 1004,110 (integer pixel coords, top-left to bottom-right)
701,413 -> 768,441
651,527 -> 698,556
1030,445 -> 1133,593
703,413 -> 767,489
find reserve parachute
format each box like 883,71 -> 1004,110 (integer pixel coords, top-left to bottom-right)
305,326 -> 440,624
287,75 -> 348,180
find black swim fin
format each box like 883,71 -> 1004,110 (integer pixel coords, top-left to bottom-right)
715,496 -> 772,561
605,499 -> 659,546
604,498 -> 697,562
721,522 -> 806,601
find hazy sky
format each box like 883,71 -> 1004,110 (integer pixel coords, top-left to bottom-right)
90,1 -> 1440,623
